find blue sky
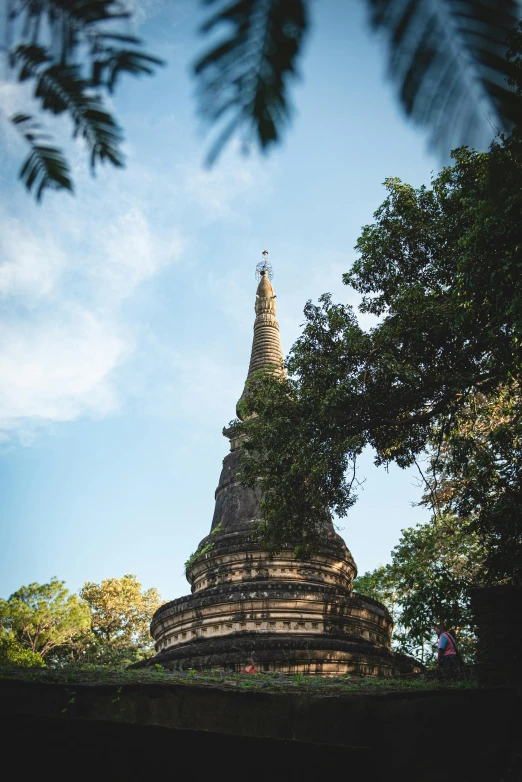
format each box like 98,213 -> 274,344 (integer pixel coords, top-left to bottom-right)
0,1 -> 497,603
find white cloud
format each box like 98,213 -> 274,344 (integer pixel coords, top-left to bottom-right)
0,216 -> 68,299
91,206 -> 184,301
0,98 -> 274,446
0,306 -> 125,433
0,178 -> 184,442
0,149 -> 268,442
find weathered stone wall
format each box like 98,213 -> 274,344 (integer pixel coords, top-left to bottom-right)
1,678 -> 520,780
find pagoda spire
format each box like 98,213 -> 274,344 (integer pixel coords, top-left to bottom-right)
142,246 -> 421,679
237,251 -> 285,419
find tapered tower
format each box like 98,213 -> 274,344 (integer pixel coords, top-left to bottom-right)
143,254 -> 420,675
236,253 -> 284,416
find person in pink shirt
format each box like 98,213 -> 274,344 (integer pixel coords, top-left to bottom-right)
435,624 -> 460,671
241,658 -> 258,674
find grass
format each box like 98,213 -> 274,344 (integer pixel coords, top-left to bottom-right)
0,664 -> 478,695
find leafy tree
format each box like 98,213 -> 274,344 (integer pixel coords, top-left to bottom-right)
416,386 -> 522,584
233,51 -> 522,578
0,577 -> 90,660
195,0 -> 522,162
0,629 -> 45,667
2,0 -> 162,200
79,574 -> 161,665
354,514 -> 485,665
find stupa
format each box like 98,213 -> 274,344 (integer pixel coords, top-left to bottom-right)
145,254 -> 421,675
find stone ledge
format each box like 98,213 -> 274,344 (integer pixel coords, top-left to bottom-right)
0,676 -> 518,758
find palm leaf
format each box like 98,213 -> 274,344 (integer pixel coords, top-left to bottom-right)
9,2 -> 163,78
11,113 -> 73,200
11,45 -> 124,169
194,0 -> 308,164
195,0 -> 521,161
367,0 -> 522,154
92,49 -> 165,92
5,1 -> 162,200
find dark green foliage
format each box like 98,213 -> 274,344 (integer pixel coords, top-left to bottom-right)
184,522 -> 222,574
195,0 -> 521,160
354,515 -> 484,664
0,630 -> 46,668
418,387 -> 522,585
4,0 -> 162,199
235,332 -> 365,558
354,566 -> 401,623
194,0 -> 307,163
232,67 -> 522,580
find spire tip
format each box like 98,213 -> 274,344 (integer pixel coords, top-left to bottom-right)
256,249 -> 273,281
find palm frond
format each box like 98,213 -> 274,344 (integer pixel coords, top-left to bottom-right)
4,1 -> 162,199
367,0 -> 522,154
9,1 -> 132,62
11,113 -> 73,201
9,1 -> 164,78
11,45 -> 124,169
194,0 -> 308,164
91,49 -> 165,92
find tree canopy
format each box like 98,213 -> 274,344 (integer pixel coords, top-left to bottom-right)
0,577 -> 90,660
0,574 -> 161,668
233,52 -> 522,581
0,629 -> 45,667
354,513 -> 485,664
79,574 -> 161,665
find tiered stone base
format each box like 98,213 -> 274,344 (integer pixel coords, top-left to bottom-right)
139,632 -> 421,676
140,440 -> 422,677
138,581 -> 421,676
